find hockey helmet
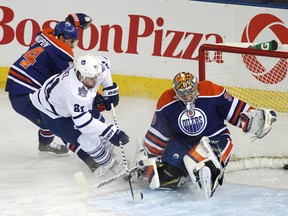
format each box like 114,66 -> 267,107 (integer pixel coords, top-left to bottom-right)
172,72 -> 198,104
54,21 -> 79,40
74,54 -> 103,79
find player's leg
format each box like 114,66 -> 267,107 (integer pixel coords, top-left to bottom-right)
40,112 -> 124,175
78,132 -> 127,177
89,105 -> 115,155
8,93 -> 68,154
39,112 -> 103,172
63,141 -> 100,172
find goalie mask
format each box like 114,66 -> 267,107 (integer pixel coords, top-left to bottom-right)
172,72 -> 198,112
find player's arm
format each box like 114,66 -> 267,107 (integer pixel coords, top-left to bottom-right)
67,95 -> 128,146
67,98 -> 107,135
96,56 -> 119,111
202,84 -> 269,137
216,88 -> 277,139
216,89 -> 251,127
144,111 -> 171,158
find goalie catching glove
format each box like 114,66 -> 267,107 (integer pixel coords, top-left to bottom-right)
240,108 -> 277,139
100,124 -> 129,146
103,82 -> 119,111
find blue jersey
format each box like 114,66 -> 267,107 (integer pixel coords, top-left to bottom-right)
144,80 -> 252,157
5,28 -> 74,95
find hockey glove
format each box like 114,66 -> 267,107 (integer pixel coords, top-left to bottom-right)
240,108 -> 277,139
94,92 -> 106,112
100,124 -> 129,146
102,82 -> 119,111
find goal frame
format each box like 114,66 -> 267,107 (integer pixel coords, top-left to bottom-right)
199,43 -> 288,81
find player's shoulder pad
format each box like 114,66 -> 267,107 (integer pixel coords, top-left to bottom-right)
198,80 -> 225,97
156,88 -> 176,110
41,28 -> 74,57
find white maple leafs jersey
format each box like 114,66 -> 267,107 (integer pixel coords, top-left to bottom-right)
31,56 -> 112,136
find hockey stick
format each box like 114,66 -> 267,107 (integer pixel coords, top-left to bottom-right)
74,157 -> 156,193
110,103 -> 143,202
74,165 -> 139,192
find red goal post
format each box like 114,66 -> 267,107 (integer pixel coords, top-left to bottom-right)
198,43 -> 288,171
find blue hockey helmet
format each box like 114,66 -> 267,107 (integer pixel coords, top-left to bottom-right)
54,21 -> 79,40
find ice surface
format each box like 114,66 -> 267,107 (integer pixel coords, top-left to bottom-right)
1,90 -> 288,216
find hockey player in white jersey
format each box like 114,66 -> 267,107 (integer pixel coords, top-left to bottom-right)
30,54 -> 129,175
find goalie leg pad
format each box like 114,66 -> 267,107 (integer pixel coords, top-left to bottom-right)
183,136 -> 224,197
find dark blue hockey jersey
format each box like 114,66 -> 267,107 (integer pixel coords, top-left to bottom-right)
144,80 -> 252,158
5,27 -> 74,95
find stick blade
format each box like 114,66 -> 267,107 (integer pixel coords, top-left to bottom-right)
133,192 -> 144,203
74,171 -> 91,193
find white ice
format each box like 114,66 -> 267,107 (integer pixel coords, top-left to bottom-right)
1,89 -> 288,216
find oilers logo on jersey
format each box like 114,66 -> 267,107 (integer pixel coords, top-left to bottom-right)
178,108 -> 207,136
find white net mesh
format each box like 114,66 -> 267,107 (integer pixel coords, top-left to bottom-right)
199,43 -> 288,170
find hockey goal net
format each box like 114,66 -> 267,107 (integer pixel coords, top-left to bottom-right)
198,43 -> 288,171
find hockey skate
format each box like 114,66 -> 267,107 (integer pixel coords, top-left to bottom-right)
94,159 -> 129,180
38,142 -> 69,155
110,159 -> 128,175
83,157 -> 100,173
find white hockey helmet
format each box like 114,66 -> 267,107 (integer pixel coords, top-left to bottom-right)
74,54 -> 103,78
